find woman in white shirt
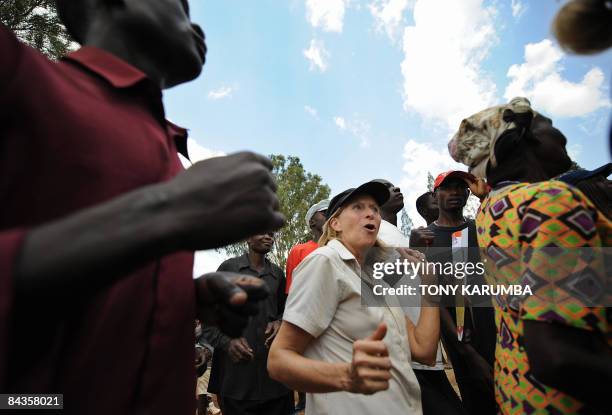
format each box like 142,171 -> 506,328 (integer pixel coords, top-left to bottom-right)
268,181 -> 440,415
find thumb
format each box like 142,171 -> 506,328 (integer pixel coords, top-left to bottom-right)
366,323 -> 387,341
205,274 -> 248,306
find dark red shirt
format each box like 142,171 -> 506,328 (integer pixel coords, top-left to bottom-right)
0,24 -> 196,414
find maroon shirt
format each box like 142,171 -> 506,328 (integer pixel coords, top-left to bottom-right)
0,24 -> 196,414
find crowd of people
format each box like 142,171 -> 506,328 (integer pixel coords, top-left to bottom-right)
0,0 -> 610,415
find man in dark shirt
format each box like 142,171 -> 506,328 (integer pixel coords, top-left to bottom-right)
0,1 -> 282,414
411,171 -> 497,415
204,233 -> 292,415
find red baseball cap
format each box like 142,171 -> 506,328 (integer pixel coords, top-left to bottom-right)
433,170 -> 476,190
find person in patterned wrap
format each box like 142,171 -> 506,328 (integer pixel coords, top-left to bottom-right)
448,97 -> 611,415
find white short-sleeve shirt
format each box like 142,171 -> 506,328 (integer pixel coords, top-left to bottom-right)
283,239 -> 422,415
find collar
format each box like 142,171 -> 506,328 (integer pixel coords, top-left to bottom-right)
166,120 -> 190,160
63,46 -> 150,89
237,253 -> 274,276
327,239 -> 358,262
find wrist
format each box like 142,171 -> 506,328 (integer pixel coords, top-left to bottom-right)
131,183 -> 183,253
336,362 -> 353,392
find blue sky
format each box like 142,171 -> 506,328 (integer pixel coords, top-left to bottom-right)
163,0 -> 611,272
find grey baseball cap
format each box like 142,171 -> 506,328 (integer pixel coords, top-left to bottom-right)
305,199 -> 330,224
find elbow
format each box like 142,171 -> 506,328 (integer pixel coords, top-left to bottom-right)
412,350 -> 437,367
419,355 -> 437,367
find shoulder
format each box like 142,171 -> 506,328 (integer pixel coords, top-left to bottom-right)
300,245 -> 338,263
270,262 -> 284,275
217,255 -> 244,270
521,181 -> 595,216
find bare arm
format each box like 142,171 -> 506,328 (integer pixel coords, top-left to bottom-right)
405,305 -> 439,366
268,321 -> 392,394
14,152 -> 284,302
396,249 -> 440,366
268,321 -> 350,393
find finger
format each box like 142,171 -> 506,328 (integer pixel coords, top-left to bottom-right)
203,273 -> 250,306
366,323 -> 387,341
242,151 -> 274,171
266,211 -> 286,231
238,339 -> 254,357
235,277 -> 270,302
362,380 -> 390,394
356,367 -> 392,381
354,341 -> 389,357
236,345 -> 252,360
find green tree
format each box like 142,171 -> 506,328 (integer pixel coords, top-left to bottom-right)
427,171 -> 435,192
400,208 -> 413,238
219,155 -> 331,270
0,0 -> 74,59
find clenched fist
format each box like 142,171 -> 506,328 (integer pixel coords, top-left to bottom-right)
161,151 -> 285,250
344,323 -> 393,395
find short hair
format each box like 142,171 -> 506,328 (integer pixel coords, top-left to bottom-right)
415,192 -> 433,217
553,0 -> 612,54
56,0 -> 92,44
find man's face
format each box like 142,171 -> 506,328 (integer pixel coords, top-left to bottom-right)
530,115 -> 572,178
424,193 -> 439,219
121,0 -> 206,87
248,233 -> 275,255
309,211 -> 327,234
379,180 -> 404,213
435,178 -> 468,212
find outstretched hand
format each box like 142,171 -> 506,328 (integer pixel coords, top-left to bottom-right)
195,271 -> 269,338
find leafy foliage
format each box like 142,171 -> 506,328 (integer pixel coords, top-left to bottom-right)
426,171 -> 435,192
0,0 -> 74,59
219,155 -> 331,270
399,207 -> 413,238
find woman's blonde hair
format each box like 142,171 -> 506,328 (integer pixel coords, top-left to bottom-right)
318,207 -> 345,246
553,0 -> 612,54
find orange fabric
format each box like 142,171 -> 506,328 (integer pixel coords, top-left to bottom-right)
285,240 -> 319,294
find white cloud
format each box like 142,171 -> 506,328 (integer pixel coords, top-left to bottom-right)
304,105 -> 319,118
207,86 -> 236,100
401,0 -> 498,131
567,143 -> 583,161
334,116 -> 347,129
510,0 -> 526,18
400,139 -> 466,226
369,0 -> 412,40
334,115 -> 371,147
303,39 -> 330,72
193,250 -> 229,278
306,0 -> 348,32
504,39 -> 608,118
187,138 -> 226,162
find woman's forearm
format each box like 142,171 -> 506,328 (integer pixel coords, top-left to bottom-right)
410,305 -> 440,365
268,347 -> 351,393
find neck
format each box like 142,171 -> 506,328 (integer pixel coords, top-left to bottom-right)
436,209 -> 464,227
248,250 -> 265,271
312,230 -> 322,243
381,210 -> 397,226
340,240 -> 366,266
490,156 -> 552,186
84,21 -> 166,88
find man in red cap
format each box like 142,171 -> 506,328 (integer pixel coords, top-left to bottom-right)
411,171 -> 497,415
